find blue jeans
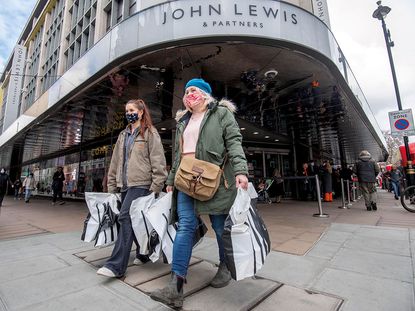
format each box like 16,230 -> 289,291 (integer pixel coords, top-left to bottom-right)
391,181 -> 400,197
172,191 -> 227,277
25,189 -> 32,202
105,187 -> 150,277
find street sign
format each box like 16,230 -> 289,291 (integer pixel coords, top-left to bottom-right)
389,109 -> 415,137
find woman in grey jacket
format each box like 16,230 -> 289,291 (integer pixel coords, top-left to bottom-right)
97,99 -> 167,278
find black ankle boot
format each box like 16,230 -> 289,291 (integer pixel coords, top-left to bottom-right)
210,262 -> 231,288
371,202 -> 377,211
150,272 -> 184,309
366,206 -> 372,211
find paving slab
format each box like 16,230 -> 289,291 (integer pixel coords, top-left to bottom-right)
344,235 -> 411,257
256,251 -> 328,288
355,226 -> 409,241
409,229 -> 415,241
191,238 -> 220,264
306,241 -> 343,260
55,251 -> 91,266
275,239 -> 316,255
75,245 -> 119,262
183,277 -> 280,311
296,231 -> 324,242
123,257 -> 201,286
89,251 -> 136,267
29,231 -> 93,251
329,223 -> 362,233
0,242 -> 62,264
0,264 -> 100,310
17,285 -> 169,311
0,223 -> 48,239
137,260 -> 217,296
0,255 -> 70,282
331,248 -> 412,283
253,285 -> 342,311
319,231 -> 353,244
312,268 -> 414,311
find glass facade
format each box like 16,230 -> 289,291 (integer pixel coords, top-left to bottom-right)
0,0 -> 388,193
22,146 -> 110,196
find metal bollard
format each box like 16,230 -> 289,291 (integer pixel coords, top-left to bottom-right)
338,178 -> 347,209
313,175 -> 329,218
346,180 -> 352,208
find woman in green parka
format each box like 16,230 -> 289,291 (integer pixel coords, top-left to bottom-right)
151,78 -> 248,308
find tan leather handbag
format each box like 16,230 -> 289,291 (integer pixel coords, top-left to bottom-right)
174,156 -> 228,201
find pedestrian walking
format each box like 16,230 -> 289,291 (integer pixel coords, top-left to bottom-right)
22,173 -> 36,203
150,78 -> 249,309
299,162 -> 312,200
354,150 -> 380,211
389,165 -> 403,200
52,167 -> 65,205
269,169 -> 284,203
0,168 -> 12,207
96,99 -> 167,278
321,160 -> 333,202
13,178 -> 22,200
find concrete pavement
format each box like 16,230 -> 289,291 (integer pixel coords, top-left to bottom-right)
0,190 -> 414,310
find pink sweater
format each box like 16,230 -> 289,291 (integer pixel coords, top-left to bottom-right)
182,112 -> 205,153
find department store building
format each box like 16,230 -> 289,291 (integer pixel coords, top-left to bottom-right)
0,0 -> 387,195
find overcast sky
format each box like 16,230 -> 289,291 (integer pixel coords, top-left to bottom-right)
0,0 -> 414,135
328,0 -> 415,138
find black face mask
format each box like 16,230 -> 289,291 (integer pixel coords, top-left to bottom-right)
125,112 -> 139,124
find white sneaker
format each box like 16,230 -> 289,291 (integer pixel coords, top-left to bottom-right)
96,267 -> 116,277
133,258 -> 147,265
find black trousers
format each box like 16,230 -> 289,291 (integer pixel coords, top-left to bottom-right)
0,191 -> 5,206
52,188 -> 63,203
104,187 -> 151,276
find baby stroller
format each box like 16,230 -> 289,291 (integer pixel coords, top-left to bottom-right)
257,179 -> 274,204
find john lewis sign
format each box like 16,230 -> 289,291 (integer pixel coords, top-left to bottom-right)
161,2 -> 299,27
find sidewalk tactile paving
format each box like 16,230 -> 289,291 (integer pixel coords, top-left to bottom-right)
252,285 -> 342,311
137,261 -> 216,296
183,277 -> 280,311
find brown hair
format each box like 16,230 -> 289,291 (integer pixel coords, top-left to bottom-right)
126,99 -> 153,138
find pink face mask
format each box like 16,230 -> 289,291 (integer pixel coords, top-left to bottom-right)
184,93 -> 203,108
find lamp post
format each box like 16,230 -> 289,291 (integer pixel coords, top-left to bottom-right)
372,1 -> 412,176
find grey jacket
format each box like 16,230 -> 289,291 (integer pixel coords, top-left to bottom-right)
355,155 -> 380,183
107,125 -> 167,193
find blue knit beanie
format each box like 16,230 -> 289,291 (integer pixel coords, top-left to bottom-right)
185,78 -> 212,95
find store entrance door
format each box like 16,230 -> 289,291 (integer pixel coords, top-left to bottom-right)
246,147 -> 291,183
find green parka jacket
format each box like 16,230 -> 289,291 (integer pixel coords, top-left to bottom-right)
166,99 -> 248,221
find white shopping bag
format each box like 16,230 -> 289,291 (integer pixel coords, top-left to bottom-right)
228,187 -> 251,225
82,192 -> 121,247
223,188 -> 271,281
145,192 -> 176,263
247,182 -> 258,199
130,192 -> 156,255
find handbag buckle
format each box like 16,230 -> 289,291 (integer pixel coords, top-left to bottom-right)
189,174 -> 202,194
